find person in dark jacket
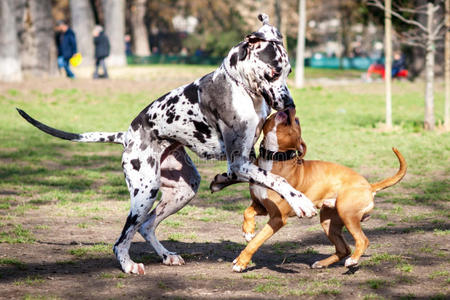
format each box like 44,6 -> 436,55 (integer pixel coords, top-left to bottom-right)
93,25 -> 110,79
56,20 -> 77,78
392,51 -> 406,78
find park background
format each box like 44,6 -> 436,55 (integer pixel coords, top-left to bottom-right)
0,1 -> 449,299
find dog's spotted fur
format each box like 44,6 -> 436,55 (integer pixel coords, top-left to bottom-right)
17,14 -> 316,274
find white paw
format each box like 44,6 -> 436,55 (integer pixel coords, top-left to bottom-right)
345,257 -> 358,267
243,232 -> 255,242
287,192 -> 317,218
232,263 -> 245,272
124,262 -> 145,275
162,253 -> 185,266
311,261 -> 324,269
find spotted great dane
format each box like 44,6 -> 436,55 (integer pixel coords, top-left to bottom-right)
17,14 -> 316,274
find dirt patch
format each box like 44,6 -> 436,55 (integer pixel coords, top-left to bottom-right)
1,186 -> 449,299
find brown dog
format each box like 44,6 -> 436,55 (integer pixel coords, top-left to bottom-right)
232,108 -> 407,272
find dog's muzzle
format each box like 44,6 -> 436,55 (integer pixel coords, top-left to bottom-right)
283,95 -> 295,109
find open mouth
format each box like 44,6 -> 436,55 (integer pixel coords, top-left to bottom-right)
276,107 -> 295,124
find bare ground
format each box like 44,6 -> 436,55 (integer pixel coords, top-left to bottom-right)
0,74 -> 449,300
1,170 -> 449,299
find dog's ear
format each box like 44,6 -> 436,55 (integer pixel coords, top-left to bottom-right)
238,42 -> 249,61
245,31 -> 266,44
298,140 -> 307,159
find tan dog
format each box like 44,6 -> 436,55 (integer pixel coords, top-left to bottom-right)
232,108 -> 407,272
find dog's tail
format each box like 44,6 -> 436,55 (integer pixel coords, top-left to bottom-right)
370,148 -> 407,193
17,108 -> 126,145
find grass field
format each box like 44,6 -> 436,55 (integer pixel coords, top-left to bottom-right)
0,65 -> 449,299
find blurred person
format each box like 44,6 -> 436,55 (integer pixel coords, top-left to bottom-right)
125,34 -> 132,56
92,25 -> 110,79
56,20 -> 77,78
391,51 -> 406,78
366,51 -> 407,81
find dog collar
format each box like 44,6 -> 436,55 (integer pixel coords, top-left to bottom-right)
259,146 -> 300,161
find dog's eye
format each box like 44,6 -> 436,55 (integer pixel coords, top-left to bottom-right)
295,118 -> 299,125
264,71 -> 280,82
289,68 -> 292,74
271,71 -> 281,82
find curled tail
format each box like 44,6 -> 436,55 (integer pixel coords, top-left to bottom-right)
17,108 -> 125,145
371,148 -> 407,192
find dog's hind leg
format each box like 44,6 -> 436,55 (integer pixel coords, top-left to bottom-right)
139,146 -> 201,265
113,143 -> 162,274
312,206 -> 351,269
337,189 -> 372,267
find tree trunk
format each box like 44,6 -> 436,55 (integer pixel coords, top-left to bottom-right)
444,0 -> 449,130
0,0 -> 22,82
409,0 -> 427,79
130,0 -> 150,56
274,0 -> 288,49
69,0 -> 95,66
384,0 -> 393,129
295,0 -> 306,88
15,0 -> 58,77
424,2 -> 435,130
103,0 -> 126,66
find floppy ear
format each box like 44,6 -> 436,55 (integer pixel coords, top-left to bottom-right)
238,42 -> 249,60
246,31 -> 266,44
298,140 -> 307,159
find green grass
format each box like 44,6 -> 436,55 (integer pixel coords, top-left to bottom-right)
362,253 -> 405,266
0,224 -> 35,244
69,243 -> 112,258
23,295 -> 61,300
14,275 -> 45,286
0,257 -> 26,269
366,278 -> 388,289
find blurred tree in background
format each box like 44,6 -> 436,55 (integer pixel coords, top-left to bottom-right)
0,0 -> 446,81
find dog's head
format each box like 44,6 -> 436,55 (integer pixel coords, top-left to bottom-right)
226,14 -> 294,111
262,107 -> 306,158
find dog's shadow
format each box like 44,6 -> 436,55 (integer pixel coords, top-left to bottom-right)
129,239 -> 360,274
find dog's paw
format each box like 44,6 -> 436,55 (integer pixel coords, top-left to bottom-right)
287,192 -> 317,218
311,261 -> 325,269
232,263 -> 246,272
232,256 -> 249,272
123,262 -> 146,275
162,253 -> 185,266
243,232 -> 255,242
344,257 -> 358,268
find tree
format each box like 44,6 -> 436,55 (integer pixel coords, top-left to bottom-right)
16,0 -> 58,77
103,0 -> 126,66
0,0 -> 22,82
369,0 -> 446,131
130,0 -> 150,56
295,0 -> 306,88
70,0 -> 95,66
445,0 -> 449,130
384,0 -> 393,129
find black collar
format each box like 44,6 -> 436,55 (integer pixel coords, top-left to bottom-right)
259,146 -> 300,161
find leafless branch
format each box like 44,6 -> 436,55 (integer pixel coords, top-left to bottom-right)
393,4 -> 428,15
402,40 -> 426,48
432,21 -> 446,37
367,0 -> 428,32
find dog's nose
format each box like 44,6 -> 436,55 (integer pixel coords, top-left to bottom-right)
283,96 -> 295,109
